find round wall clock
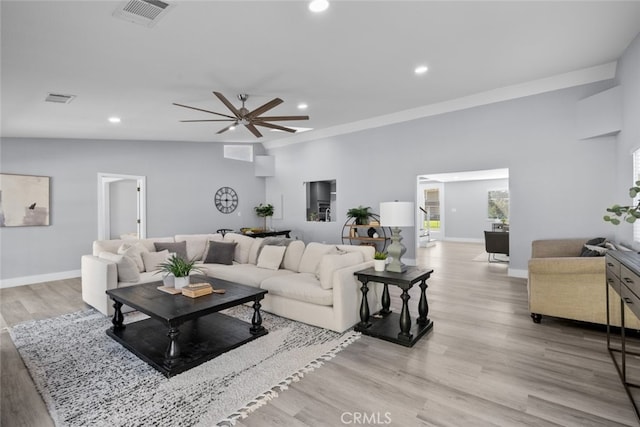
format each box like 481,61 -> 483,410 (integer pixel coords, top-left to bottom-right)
214,187 -> 238,214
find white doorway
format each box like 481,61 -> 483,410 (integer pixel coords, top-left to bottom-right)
97,173 -> 146,240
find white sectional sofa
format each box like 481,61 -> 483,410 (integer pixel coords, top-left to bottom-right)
81,232 -> 381,333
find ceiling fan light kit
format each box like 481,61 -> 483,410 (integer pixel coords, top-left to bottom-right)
173,91 -> 309,138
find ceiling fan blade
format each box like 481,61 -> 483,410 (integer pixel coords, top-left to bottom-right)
257,115 -> 310,121
213,92 -> 242,118
173,103 -> 236,119
253,121 -> 297,133
216,123 -> 237,134
245,123 -> 263,138
180,119 -> 235,122
248,98 -> 283,119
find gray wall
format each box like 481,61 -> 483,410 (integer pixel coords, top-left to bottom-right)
0,138 -> 266,281
613,33 -> 640,246
266,81 -> 618,274
444,178 -> 509,240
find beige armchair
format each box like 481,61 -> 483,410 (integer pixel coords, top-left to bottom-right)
528,238 -> 640,328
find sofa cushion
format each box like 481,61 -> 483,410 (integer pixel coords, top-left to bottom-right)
283,240 -> 305,272
257,245 -> 287,270
154,241 -> 188,260
175,234 -> 223,261
317,251 -> 364,290
117,242 -> 148,272
247,237 -> 265,265
141,249 -> 171,272
99,251 -> 140,282
203,241 -> 237,265
298,242 -> 339,274
92,237 -> 174,256
261,273 -> 333,306
223,233 -> 256,264
202,263 -> 294,288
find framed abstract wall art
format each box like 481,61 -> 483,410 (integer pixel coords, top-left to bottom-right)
0,173 -> 50,227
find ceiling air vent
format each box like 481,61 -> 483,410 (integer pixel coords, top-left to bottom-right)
113,0 -> 173,28
45,93 -> 75,104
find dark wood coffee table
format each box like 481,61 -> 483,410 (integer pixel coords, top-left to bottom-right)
105,275 -> 268,377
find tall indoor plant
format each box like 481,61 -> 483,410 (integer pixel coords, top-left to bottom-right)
604,180 -> 640,225
254,203 -> 274,231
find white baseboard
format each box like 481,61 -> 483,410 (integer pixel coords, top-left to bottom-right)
0,270 -> 81,288
508,268 -> 528,279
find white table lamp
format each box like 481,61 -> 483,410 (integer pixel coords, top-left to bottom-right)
380,201 -> 414,273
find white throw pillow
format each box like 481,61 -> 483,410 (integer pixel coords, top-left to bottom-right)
256,245 -> 287,271
117,242 -> 148,272
99,251 -> 140,283
141,249 -> 171,272
316,252 -> 364,290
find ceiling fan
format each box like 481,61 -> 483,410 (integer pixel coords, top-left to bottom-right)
173,92 -> 309,138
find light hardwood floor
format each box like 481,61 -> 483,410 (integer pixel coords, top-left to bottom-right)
2,241 -> 640,426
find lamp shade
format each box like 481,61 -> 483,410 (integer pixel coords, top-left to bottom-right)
380,201 -> 414,227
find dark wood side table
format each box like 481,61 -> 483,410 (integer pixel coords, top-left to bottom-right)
354,266 -> 434,347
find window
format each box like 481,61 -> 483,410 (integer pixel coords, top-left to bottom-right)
488,189 -> 509,220
305,180 -> 336,222
423,188 -> 441,230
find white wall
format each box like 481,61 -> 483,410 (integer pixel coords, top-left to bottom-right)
109,179 -> 138,239
444,178 -> 509,240
613,33 -> 640,247
0,138 -> 266,283
266,81 -> 617,275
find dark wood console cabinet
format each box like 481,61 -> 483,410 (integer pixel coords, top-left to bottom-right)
606,250 -> 640,421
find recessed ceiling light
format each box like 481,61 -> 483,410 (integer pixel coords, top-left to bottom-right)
414,65 -> 429,75
309,0 -> 329,13
108,117 -> 121,123
297,103 -> 308,110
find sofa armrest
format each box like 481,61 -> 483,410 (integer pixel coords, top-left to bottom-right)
528,256 -> 605,275
332,261 -> 381,329
81,255 -> 118,316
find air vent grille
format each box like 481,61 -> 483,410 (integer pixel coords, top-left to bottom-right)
113,0 -> 173,27
45,93 -> 75,104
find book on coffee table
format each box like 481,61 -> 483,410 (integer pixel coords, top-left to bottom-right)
182,283 -> 214,298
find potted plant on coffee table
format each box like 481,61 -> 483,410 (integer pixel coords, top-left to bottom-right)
157,255 -> 204,289
254,203 -> 274,231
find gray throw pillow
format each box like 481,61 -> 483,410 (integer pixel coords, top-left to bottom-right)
154,241 -> 188,260
203,241 -> 237,265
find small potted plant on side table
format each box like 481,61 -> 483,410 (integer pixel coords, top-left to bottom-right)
157,255 -> 203,289
374,251 -> 387,272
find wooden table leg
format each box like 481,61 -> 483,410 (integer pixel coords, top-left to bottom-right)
251,298 -> 265,334
164,325 -> 181,369
380,284 -> 391,315
358,280 -> 371,328
398,289 -> 413,340
111,300 -> 125,332
418,279 -> 429,325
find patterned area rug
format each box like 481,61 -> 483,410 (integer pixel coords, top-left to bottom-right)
9,306 -> 360,426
